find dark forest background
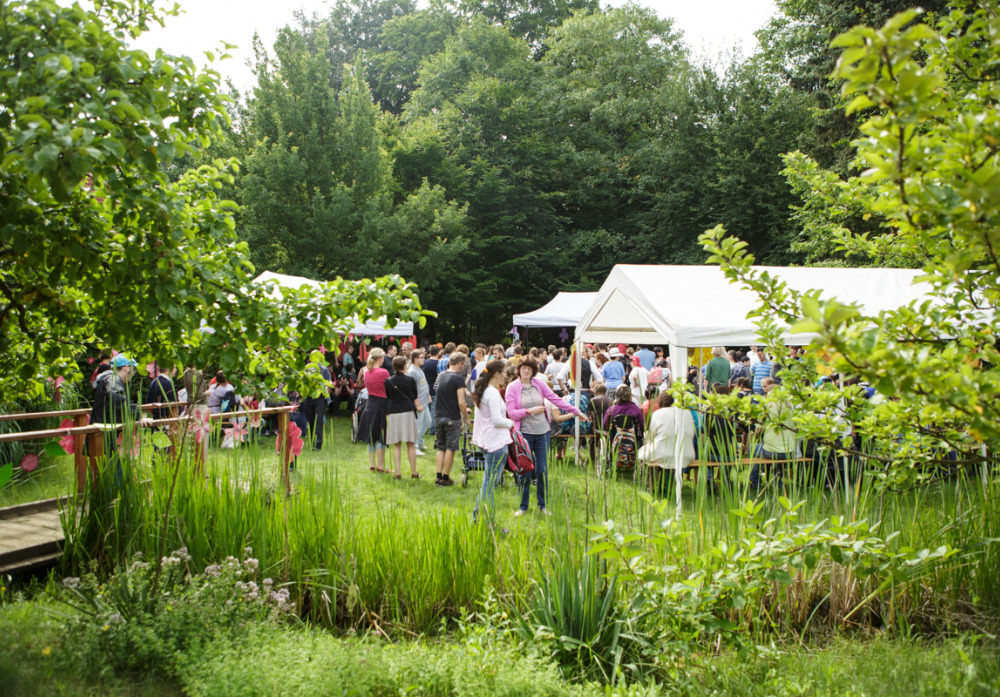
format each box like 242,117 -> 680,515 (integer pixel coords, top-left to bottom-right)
172,0 -> 949,342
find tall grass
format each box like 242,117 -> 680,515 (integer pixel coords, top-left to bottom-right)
55,414 -> 1000,637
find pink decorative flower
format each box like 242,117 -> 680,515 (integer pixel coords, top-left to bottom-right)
87,357 -> 95,365
275,421 -> 304,457
248,410 -> 262,429
53,375 -> 65,403
188,409 -> 211,445
230,421 -> 248,444
21,453 -> 39,472
116,432 -> 141,459
59,418 -> 78,454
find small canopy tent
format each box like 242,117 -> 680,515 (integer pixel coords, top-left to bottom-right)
512,292 -> 599,328
573,264 -> 933,518
253,271 -> 414,337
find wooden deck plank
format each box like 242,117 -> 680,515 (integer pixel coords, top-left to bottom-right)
0,503 -> 65,574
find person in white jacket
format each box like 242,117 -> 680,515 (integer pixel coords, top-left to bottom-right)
628,355 -> 649,406
471,360 -> 514,523
638,392 -> 696,494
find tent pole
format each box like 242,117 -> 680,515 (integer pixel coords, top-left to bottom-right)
574,338 -> 582,466
839,372 -> 849,508
669,343 -> 688,520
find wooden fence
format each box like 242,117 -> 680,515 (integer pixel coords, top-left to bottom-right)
0,403 -> 297,494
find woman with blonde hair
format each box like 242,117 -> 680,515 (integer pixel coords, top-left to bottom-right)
357,347 -> 390,473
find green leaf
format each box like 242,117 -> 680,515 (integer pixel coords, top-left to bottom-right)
150,431 -> 171,450
44,441 -> 68,457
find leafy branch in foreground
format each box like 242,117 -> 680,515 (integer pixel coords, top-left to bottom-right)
0,0 -> 430,400
697,2 -> 1000,487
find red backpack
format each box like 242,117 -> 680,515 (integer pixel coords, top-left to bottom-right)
506,428 -> 536,475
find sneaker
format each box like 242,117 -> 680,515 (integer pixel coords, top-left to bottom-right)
440,478 -> 454,487
415,448 -> 426,456
539,508 -> 552,516
514,509 -> 526,517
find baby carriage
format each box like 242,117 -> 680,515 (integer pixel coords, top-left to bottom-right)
459,428 -> 506,489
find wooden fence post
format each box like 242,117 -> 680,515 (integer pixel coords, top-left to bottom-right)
168,405 -> 179,461
73,413 -> 88,493
278,409 -> 292,496
85,430 -> 103,486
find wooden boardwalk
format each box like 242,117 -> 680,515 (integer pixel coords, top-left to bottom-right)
0,498 -> 65,574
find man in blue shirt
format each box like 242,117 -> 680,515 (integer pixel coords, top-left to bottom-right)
635,345 -> 656,371
602,349 -> 627,390
751,347 -> 773,395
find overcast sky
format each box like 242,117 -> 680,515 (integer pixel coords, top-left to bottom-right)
132,0 -> 778,93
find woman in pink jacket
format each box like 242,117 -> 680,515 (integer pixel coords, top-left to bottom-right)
505,357 -> 589,516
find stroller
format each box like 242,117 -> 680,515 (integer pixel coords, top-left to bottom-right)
459,428 -> 505,489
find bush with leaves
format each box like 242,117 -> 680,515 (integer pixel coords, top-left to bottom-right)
581,494 -> 959,685
54,548 -> 292,680
0,0 -> 428,403
698,1 -> 1000,488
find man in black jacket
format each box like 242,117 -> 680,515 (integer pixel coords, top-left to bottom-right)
91,355 -> 152,426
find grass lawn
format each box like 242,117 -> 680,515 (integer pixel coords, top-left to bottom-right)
2,414 -> 999,694
2,595 -> 998,697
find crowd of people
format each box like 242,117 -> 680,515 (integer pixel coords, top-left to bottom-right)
337,338 -> 835,522
87,337 -> 856,522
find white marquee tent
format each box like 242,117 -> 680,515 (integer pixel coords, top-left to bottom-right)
512,292 -> 599,328
572,264 -> 933,517
253,271 -> 415,337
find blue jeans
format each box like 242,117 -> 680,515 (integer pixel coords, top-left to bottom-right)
427,400 -> 436,435
749,446 -> 794,489
519,431 -> 550,511
473,447 -> 507,522
415,406 -> 431,450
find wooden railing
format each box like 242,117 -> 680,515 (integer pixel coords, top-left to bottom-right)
0,403 -> 297,495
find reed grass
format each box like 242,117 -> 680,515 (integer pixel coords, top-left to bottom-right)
44,414 -> 1000,636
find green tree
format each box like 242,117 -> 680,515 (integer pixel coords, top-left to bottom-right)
367,6 -> 462,114
405,19 -> 564,337
536,5 -> 687,273
455,0 -> 598,56
237,31 -> 469,319
702,2 -> 1000,483
757,0 -> 951,174
0,0 -> 425,398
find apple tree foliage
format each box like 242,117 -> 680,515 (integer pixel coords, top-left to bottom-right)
0,0 -> 427,399
698,2 -> 1000,487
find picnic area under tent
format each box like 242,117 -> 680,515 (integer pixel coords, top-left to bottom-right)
571,264 -> 934,518
253,271 -> 415,337
512,292 -> 599,328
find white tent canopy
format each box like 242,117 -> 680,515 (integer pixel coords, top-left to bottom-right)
252,271 -> 415,337
573,264 -> 933,519
575,264 -> 929,347
512,292 -> 599,328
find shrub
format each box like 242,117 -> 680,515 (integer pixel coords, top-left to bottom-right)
55,548 -> 292,680
514,557 -> 642,684
177,625 -> 604,697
